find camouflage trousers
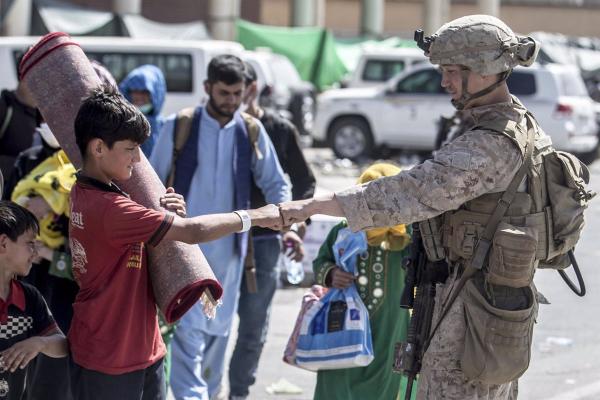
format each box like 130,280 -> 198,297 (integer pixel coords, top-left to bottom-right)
416,270 -> 518,400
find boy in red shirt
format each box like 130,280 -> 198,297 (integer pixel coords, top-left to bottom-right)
0,201 -> 68,400
68,84 -> 281,399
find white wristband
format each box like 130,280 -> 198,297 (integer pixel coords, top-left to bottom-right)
234,210 -> 251,233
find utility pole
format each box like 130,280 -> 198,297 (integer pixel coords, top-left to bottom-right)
2,0 -> 32,36
478,0 -> 500,17
209,0 -> 240,40
291,0 -> 314,27
360,0 -> 384,38
315,0 -> 325,27
112,0 -> 142,15
423,0 -> 444,35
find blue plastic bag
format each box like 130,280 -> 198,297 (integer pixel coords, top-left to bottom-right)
295,228 -> 374,371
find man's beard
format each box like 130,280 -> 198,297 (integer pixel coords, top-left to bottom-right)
208,96 -> 235,118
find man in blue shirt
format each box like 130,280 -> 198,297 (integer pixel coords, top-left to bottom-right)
149,54 -> 290,400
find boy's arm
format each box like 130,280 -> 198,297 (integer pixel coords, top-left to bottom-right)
0,328 -> 67,372
162,204 -> 283,244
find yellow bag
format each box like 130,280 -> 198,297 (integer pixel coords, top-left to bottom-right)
11,150 -> 76,248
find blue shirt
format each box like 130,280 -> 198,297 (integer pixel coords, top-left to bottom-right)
150,108 -> 290,335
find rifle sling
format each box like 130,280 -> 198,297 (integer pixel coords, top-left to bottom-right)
422,113 -> 536,353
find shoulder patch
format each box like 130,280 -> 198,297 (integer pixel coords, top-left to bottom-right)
451,151 -> 472,170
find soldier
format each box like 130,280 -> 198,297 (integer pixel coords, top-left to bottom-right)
278,15 -> 546,399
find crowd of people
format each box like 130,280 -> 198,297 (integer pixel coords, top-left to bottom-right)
0,13 -> 568,400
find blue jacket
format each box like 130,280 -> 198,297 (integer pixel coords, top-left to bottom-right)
119,64 -> 166,156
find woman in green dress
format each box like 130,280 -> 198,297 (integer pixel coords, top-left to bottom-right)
312,163 -> 416,400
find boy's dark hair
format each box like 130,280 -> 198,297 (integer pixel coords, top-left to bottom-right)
0,201 -> 39,242
206,55 -> 246,85
243,61 -> 257,86
74,83 -> 150,157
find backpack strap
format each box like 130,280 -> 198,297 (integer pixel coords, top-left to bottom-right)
166,107 -> 196,189
238,112 -> 264,294
0,105 -> 14,142
240,111 -> 263,160
423,114 -> 537,352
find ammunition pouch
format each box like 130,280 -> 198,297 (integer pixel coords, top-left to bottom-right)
445,208 -> 548,262
419,217 -> 446,261
487,222 -> 538,288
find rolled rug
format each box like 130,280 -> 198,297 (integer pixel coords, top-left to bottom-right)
19,32 -> 223,323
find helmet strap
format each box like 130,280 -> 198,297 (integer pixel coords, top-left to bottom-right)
451,69 -> 512,110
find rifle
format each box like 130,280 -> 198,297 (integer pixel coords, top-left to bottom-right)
393,223 -> 448,400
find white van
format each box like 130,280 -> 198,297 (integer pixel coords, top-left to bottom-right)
343,47 -> 427,88
0,36 -> 244,115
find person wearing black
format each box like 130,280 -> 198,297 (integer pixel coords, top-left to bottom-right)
0,81 -> 41,187
227,63 -> 316,400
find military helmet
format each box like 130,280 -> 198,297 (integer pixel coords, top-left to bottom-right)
418,15 -> 539,75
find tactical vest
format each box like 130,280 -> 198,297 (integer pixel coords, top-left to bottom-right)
421,104 -> 592,281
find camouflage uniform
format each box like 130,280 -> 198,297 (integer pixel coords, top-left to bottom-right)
336,15 -> 543,400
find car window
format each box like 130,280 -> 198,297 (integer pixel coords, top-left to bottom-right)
507,72 -> 536,95
363,59 -> 406,82
556,70 -> 588,96
395,69 -> 444,94
86,52 -> 193,93
270,56 -> 302,87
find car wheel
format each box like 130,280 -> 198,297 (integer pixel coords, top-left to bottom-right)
328,117 -> 374,160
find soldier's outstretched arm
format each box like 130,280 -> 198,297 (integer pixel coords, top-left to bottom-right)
336,131 -> 522,231
282,131 -> 522,232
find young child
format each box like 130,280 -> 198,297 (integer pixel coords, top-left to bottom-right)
0,201 -> 68,400
68,84 -> 281,400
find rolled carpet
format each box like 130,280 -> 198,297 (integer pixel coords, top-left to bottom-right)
19,32 -> 223,323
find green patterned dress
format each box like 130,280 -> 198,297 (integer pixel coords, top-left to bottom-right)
312,221 -> 417,400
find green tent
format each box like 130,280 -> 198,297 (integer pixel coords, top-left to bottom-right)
236,19 -> 348,90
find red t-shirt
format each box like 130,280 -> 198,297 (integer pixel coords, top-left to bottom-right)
68,176 -> 173,374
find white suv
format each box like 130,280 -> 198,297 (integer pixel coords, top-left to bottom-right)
314,63 -> 599,162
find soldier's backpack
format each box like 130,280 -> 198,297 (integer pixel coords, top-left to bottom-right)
472,112 -> 595,294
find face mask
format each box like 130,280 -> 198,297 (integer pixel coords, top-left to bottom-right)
37,123 -> 60,149
138,103 -> 153,115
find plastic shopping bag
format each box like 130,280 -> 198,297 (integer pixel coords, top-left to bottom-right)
283,285 -> 328,367
293,228 -> 374,371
